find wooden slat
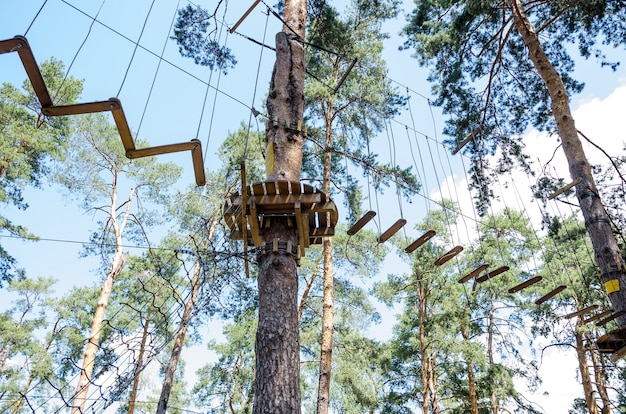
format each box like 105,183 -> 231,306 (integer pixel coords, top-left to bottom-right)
252,182 -> 265,196
563,305 -> 598,320
459,264 -> 489,283
190,140 -> 206,186
0,36 -> 53,107
291,181 -> 302,195
405,230 -> 436,253
508,276 -> 543,293
265,181 -> 276,194
247,200 -> 262,247
317,210 -> 328,229
434,245 -> 463,266
584,310 -> 613,324
294,201 -> 307,256
277,181 -> 290,195
127,141 -> 198,158
596,311 -> 626,327
534,285 -> 566,305
347,210 -> 376,236
310,228 -> 335,237
476,265 -> 509,283
42,99 -> 118,116
378,219 -> 407,243
229,193 -> 323,211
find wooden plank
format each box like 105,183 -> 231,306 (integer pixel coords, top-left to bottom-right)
265,181 -> 276,194
583,310 -> 613,324
458,264 -> 489,283
434,245 -> 463,266
317,210 -> 328,229
476,266 -> 509,283
42,99 -> 119,116
295,201 -> 306,257
110,103 -> 136,152
563,305 -> 598,320
405,230 -> 436,253
596,311 -> 626,327
347,211 -> 376,236
277,181 -> 290,195
247,200 -> 262,247
0,36 -> 53,107
252,182 -> 265,196
127,141 -> 198,158
190,139 -> 206,186
534,285 -> 566,305
229,0 -> 261,33
291,181 -> 302,195
508,276 -> 542,293
310,228 -> 335,237
378,218 -> 407,243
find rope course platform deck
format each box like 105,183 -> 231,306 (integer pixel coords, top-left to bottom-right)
223,180 -> 338,258
597,326 -> 626,358
0,35 -> 206,185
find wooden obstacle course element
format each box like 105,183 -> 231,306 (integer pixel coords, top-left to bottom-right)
405,230 -> 436,253
534,285 -> 566,305
223,180 -> 338,258
583,310 -> 613,325
452,127 -> 481,155
0,35 -> 206,186
347,210 -> 376,236
597,326 -> 626,354
377,218 -> 407,243
230,0 -> 261,33
508,276 -> 542,293
548,177 -> 582,200
596,311 -> 626,327
434,245 -> 463,266
563,304 -> 598,320
476,265 -> 509,283
459,263 -> 490,283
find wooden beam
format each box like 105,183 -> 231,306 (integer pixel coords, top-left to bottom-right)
458,263 -> 489,283
230,0 -> 261,33
583,310 -> 613,324
404,230 -> 436,253
563,305 -> 598,320
452,127 -> 481,155
476,266 -> 509,283
596,311 -> 626,327
434,245 -> 464,266
548,177 -> 582,200
534,285 -> 566,305
333,58 -> 357,95
347,210 -> 376,236
508,276 -> 542,293
247,200 -> 262,247
0,36 -> 52,107
377,218 -> 407,243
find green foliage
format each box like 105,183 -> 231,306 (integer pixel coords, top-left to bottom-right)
401,0 -> 625,214
171,4 -> 237,73
0,59 -> 83,286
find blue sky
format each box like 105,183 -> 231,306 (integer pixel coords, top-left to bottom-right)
2,1 -> 626,412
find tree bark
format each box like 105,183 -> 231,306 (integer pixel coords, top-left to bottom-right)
508,0 -> 626,328
157,220 -> 217,414
575,327 -> 599,414
316,92 -> 335,414
128,315 -> 150,414
71,249 -> 128,413
253,2 -> 306,412
586,331 -> 611,414
461,324 -> 479,414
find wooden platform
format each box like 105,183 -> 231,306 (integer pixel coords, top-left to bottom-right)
223,181 -> 338,257
596,326 -> 626,354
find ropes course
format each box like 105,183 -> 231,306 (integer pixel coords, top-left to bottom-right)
1,0 -> 625,411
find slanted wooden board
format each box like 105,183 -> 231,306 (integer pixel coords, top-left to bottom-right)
476,266 -> 509,283
459,264 -> 489,283
563,304 -> 598,319
508,276 -> 542,293
434,245 -> 463,266
534,285 -> 566,305
405,230 -> 436,253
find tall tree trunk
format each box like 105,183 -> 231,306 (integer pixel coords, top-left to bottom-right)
71,249 -> 128,413
128,315 -> 150,414
253,0 -> 306,412
575,327 -> 599,414
461,324 -> 479,414
487,302 -> 498,414
157,221 -> 217,414
317,97 -> 335,414
509,0 -> 626,328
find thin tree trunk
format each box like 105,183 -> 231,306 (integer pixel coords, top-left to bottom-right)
509,0 -> 626,329
575,327 -> 599,414
71,249 -> 128,413
487,302 -> 498,414
128,315 -> 150,414
586,331 -> 611,414
156,260 -> 201,414
461,325 -> 479,414
253,0 -> 306,412
316,95 -> 335,414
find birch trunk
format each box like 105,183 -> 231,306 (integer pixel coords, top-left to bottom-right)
509,0 -> 626,328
